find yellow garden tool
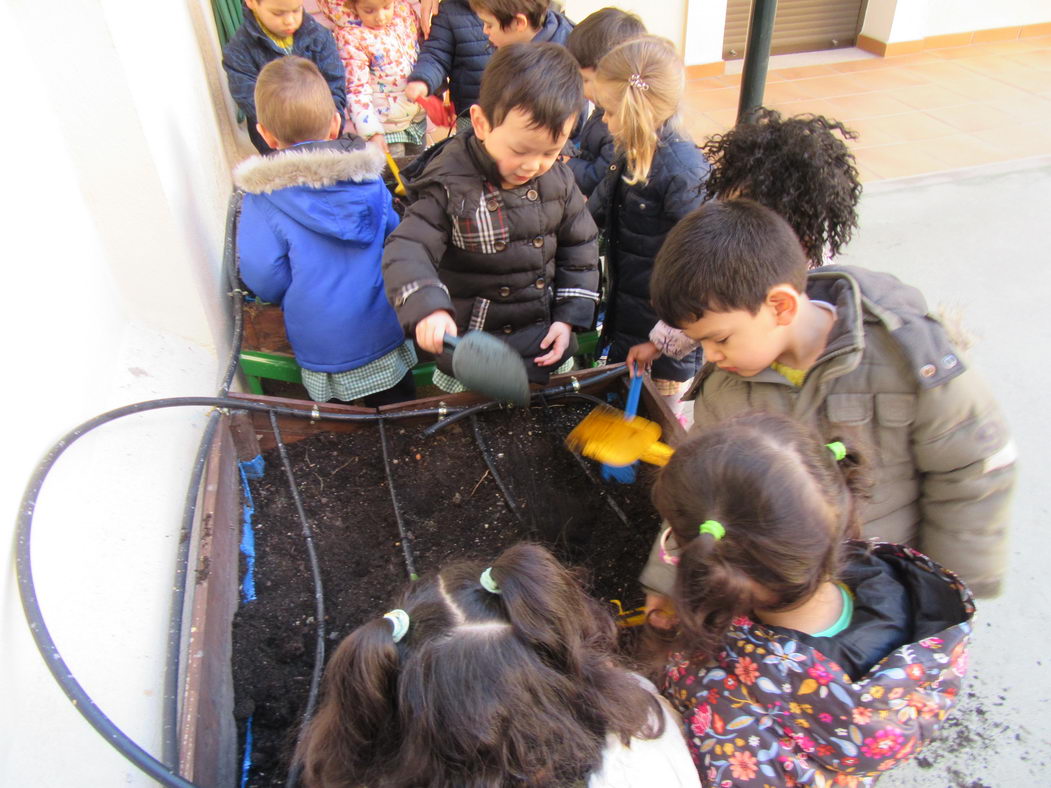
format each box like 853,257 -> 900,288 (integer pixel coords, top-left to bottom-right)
385,152 -> 407,197
565,405 -> 674,467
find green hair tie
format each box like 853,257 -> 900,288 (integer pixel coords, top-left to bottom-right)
698,520 -> 725,540
826,441 -> 847,462
480,567 -> 502,595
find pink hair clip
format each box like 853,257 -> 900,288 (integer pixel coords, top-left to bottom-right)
628,73 -> 649,91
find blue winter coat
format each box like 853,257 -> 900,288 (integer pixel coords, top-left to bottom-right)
567,109 -> 615,197
222,7 -> 347,125
590,126 -> 711,382
408,3 -> 574,115
234,139 -> 404,372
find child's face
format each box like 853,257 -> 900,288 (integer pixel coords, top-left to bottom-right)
354,0 -> 395,29
679,298 -> 791,378
593,80 -> 622,138
470,106 -> 574,189
580,67 -> 597,104
247,0 -> 304,38
475,10 -> 534,48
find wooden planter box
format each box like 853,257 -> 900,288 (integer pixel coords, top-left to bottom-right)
177,366 -> 683,786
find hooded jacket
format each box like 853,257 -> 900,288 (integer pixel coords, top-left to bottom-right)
640,266 -> 1015,598
222,7 -> 347,125
663,541 -> 975,788
408,3 -> 574,116
382,131 -> 599,384
589,126 -> 710,381
234,139 -> 404,372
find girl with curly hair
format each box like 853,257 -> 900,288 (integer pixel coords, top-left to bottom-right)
295,542 -> 700,787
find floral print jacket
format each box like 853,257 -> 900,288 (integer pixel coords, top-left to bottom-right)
663,542 -> 975,788
318,0 -> 422,138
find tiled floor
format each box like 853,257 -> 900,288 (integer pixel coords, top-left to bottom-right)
681,35 -> 1051,181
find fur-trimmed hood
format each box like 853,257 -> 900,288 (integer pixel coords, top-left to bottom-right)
233,140 -> 389,244
234,138 -> 386,194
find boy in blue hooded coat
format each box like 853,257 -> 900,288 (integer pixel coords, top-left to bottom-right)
235,57 -> 416,406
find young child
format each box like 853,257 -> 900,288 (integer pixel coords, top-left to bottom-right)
403,0 -> 489,130
588,35 -> 710,418
235,57 -> 416,407
652,411 -> 975,787
317,0 -> 427,157
223,0 -> 348,154
628,107 -> 863,373
564,7 -> 646,197
383,43 -> 599,392
294,543 -> 701,787
638,199 -> 1015,603
469,0 -> 574,49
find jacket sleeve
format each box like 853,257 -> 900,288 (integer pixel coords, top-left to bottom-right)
407,5 -> 455,94
222,37 -> 260,120
912,368 -> 1016,597
236,199 -> 291,305
341,31 -> 384,138
650,320 -> 699,359
552,175 -> 600,329
663,170 -> 706,225
313,27 -> 349,116
567,132 -> 615,197
382,184 -> 455,334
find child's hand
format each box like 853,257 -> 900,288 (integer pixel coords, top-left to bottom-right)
644,592 -> 678,631
404,81 -> 429,102
416,310 -> 457,355
367,134 -> 389,153
535,321 -> 571,366
626,341 -> 663,375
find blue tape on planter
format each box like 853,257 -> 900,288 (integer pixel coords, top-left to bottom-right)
241,454 -> 265,480
238,462 -> 258,602
240,715 -> 253,788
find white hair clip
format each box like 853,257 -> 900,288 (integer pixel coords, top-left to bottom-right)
628,73 -> 649,91
383,609 -> 410,642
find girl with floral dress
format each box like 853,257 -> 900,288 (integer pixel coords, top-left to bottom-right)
650,411 -> 975,787
319,0 -> 427,156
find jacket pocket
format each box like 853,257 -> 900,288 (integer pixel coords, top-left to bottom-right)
826,393 -> 873,426
875,393 -> 916,427
449,189 -> 511,254
875,393 -> 917,469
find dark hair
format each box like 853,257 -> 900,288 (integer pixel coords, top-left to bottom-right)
295,543 -> 663,787
469,0 -> 549,30
651,411 -> 865,661
702,108 -> 862,267
477,42 -> 584,140
650,198 -> 808,327
254,56 -> 335,145
565,7 -> 646,69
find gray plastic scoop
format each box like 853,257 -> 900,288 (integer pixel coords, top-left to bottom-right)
444,332 -> 530,407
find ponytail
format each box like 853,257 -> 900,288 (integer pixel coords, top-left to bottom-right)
596,35 -> 684,185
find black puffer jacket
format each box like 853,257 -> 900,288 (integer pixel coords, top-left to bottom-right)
383,132 -> 599,384
590,126 -> 710,381
567,109 -> 616,197
408,0 -> 488,115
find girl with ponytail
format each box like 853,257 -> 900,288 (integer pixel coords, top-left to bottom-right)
650,411 -> 976,787
295,542 -> 700,787
589,35 -> 710,422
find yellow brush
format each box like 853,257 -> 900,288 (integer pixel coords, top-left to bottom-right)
565,405 -> 674,467
385,152 -> 407,197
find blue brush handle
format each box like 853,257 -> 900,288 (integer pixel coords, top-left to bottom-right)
625,366 -> 643,419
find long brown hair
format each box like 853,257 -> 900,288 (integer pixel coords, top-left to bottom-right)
295,543 -> 664,786
595,35 -> 684,185
651,411 -> 866,662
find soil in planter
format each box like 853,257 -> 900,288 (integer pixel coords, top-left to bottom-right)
232,400 -> 661,787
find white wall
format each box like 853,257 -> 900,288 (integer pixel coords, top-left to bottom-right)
862,0 -> 1049,42
564,0 -> 690,53
2,0 -> 237,784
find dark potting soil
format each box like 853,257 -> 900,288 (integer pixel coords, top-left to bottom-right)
232,400 -> 661,787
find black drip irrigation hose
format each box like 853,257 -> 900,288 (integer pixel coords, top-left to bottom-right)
267,412 -> 327,788
377,419 -> 419,582
469,415 -> 524,524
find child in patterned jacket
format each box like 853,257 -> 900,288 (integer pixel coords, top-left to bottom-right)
318,0 -> 427,156
650,411 -> 974,787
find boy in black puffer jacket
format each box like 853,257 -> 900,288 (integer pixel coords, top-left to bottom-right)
384,43 -> 599,392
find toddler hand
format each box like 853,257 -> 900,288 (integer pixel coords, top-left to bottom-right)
644,592 -> 678,631
367,134 -> 389,153
535,321 -> 571,367
416,310 -> 457,355
404,81 -> 429,102
626,341 -> 662,375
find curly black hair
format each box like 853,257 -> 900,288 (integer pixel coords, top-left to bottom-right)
702,108 -> 862,267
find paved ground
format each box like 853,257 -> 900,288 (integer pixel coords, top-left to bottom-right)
836,157 -> 1051,786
